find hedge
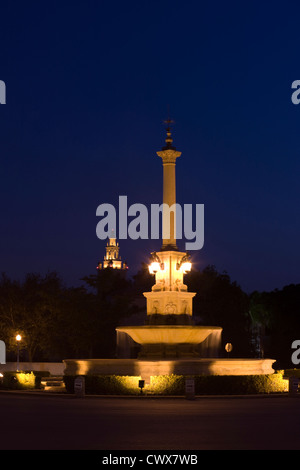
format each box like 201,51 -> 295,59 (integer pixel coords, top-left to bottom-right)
0,370 -> 50,390
64,375 -> 142,395
63,372 -> 289,395
0,370 -> 292,394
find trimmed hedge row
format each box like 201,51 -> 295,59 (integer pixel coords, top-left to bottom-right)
64,374 -> 142,395
63,372 -> 289,395
0,370 -> 50,390
0,370 -> 293,394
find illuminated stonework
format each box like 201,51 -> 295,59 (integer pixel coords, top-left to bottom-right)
144,126 -> 196,322
116,123 -> 222,358
97,230 -> 127,270
145,250 -> 195,317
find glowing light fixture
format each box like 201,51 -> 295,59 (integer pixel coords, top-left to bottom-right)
177,254 -> 192,273
149,261 -> 161,274
180,262 -> 192,273
148,252 -> 164,274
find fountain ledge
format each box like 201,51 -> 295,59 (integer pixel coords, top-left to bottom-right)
63,358 -> 276,380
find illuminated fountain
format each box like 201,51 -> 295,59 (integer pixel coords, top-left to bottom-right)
63,123 -> 275,380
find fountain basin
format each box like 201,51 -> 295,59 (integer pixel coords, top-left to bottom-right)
116,325 -> 222,345
63,358 -> 276,378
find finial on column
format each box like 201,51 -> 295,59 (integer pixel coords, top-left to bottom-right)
162,117 -> 176,150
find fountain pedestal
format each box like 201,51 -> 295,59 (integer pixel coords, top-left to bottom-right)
116,129 -> 223,359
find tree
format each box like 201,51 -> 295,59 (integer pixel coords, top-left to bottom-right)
0,271 -> 66,361
249,284 -> 300,368
81,268 -> 135,357
185,265 -> 251,357
131,262 -> 154,295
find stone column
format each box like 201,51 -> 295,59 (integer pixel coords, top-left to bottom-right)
156,128 -> 181,250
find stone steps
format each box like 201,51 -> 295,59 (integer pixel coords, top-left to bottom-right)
41,376 -> 65,392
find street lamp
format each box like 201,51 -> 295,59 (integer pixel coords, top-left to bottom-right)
16,334 -> 22,371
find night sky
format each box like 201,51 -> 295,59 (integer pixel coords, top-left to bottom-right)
0,1 -> 299,293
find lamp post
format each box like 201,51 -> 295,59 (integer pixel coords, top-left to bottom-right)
16,334 -> 21,371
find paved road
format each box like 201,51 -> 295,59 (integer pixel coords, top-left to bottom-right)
1,392 -> 300,450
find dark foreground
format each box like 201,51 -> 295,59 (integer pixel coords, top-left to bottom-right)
1,392 -> 300,450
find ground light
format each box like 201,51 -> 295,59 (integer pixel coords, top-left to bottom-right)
138,379 -> 145,394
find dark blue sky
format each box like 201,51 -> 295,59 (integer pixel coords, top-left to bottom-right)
0,1 -> 299,293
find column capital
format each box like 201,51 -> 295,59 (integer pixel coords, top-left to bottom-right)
156,148 -> 181,164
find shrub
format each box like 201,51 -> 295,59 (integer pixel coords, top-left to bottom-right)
63,371 -> 288,395
1,371 -> 37,390
64,375 -> 142,395
194,373 -> 288,395
149,375 -> 185,395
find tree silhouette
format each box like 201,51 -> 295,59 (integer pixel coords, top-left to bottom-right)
185,266 -> 250,357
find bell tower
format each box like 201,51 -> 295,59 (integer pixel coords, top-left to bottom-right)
97,230 -> 127,270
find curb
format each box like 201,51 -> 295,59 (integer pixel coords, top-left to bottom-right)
0,389 -> 297,399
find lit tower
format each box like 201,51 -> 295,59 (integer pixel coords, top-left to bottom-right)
97,230 -> 127,270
